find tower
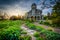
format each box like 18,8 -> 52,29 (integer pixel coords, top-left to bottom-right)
27,3 -> 42,21
31,3 -> 37,10
31,3 -> 37,16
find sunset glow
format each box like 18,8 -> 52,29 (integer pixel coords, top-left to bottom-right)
0,0 -> 56,16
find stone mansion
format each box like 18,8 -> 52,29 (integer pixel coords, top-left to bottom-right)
27,3 -> 42,21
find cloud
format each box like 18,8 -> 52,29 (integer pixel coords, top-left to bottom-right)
0,0 -> 21,5
0,0 -> 56,16
42,8 -> 52,15
0,0 -> 56,10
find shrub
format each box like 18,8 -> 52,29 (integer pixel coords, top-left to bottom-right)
52,18 -> 60,27
26,22 -> 60,40
36,26 -> 44,31
43,21 -> 50,25
21,31 -> 27,34
36,37 -> 44,40
39,21 -> 43,24
0,26 -> 21,40
34,32 -> 40,37
39,21 -> 52,26
47,27 -> 54,31
0,20 -> 23,40
26,22 -> 36,30
10,16 -> 18,20
20,35 -> 31,40
0,23 -> 8,29
40,30 -> 60,40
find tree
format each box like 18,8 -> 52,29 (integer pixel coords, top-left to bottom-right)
51,1 -> 60,27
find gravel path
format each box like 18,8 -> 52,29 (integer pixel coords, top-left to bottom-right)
34,22 -> 60,33
34,22 -> 50,29
21,24 -> 36,40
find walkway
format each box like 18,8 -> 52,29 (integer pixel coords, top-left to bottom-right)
21,24 -> 36,40
34,22 -> 60,33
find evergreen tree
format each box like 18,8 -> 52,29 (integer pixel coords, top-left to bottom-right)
52,1 -> 60,27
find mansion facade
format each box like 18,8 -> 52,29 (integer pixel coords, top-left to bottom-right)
27,3 -> 42,21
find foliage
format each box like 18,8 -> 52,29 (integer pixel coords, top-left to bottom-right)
21,31 -> 27,34
43,21 -> 51,26
25,22 -> 36,30
43,16 -> 48,20
0,20 -> 23,40
47,27 -> 54,31
34,32 -> 40,37
39,21 -> 43,24
40,30 -> 60,40
52,18 -> 60,27
26,22 -> 60,40
10,16 -> 22,20
0,26 -> 21,40
39,21 -> 51,26
51,1 -> 60,27
36,37 -> 44,40
19,35 -> 31,40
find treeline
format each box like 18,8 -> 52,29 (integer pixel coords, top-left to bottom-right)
0,15 -> 25,20
51,1 -> 60,27
43,1 -> 60,27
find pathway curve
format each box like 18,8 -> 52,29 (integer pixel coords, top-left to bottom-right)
21,24 -> 36,40
34,22 -> 60,33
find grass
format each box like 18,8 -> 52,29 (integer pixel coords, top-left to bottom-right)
33,32 -> 40,37
20,35 -> 31,40
36,37 -> 44,40
0,20 -> 23,29
0,20 -> 60,40
0,20 -> 32,40
26,22 -> 60,40
0,20 -> 23,40
47,27 -> 54,31
39,20 -> 60,27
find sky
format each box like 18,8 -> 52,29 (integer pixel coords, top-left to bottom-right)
0,0 -> 56,16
